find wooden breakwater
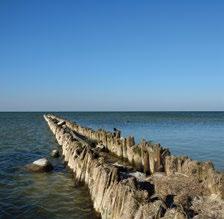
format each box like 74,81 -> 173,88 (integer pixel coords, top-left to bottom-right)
44,114 -> 224,219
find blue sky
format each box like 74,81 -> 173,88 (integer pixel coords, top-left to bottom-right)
0,0 -> 224,111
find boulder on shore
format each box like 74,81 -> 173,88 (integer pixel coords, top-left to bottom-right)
51,149 -> 59,158
26,158 -> 53,172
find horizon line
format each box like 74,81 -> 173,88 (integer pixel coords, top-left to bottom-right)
0,110 -> 224,113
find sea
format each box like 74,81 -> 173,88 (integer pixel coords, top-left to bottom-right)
0,112 -> 223,218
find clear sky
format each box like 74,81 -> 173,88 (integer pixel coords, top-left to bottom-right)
0,0 -> 224,111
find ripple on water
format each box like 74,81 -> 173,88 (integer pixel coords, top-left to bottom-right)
1,112 -> 224,218
1,171 -> 97,219
0,113 -> 98,219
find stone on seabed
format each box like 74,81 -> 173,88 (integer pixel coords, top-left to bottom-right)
26,158 -> 53,172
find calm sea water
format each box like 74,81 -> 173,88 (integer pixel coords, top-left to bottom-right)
0,112 -> 223,218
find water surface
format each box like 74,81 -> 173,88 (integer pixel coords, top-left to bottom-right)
0,113 -> 97,219
0,112 -> 223,218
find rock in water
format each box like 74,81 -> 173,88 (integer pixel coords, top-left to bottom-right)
51,149 -> 59,158
26,158 -> 53,172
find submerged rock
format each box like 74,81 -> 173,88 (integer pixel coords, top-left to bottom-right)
51,149 -> 59,158
26,158 -> 53,172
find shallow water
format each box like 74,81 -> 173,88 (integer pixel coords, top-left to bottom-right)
0,113 -> 97,219
0,112 -> 223,218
